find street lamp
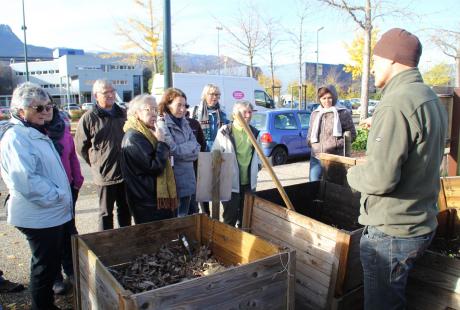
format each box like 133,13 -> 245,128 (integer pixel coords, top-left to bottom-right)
21,0 -> 29,81
216,26 -> 223,75
315,26 -> 324,98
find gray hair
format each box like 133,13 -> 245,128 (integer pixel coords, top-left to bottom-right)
127,94 -> 157,117
232,100 -> 254,114
92,79 -> 114,96
11,82 -> 49,112
200,84 -> 220,101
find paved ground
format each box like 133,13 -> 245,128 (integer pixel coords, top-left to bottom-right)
0,157 -> 310,309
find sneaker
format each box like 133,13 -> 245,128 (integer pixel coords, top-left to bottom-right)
52,279 -> 67,295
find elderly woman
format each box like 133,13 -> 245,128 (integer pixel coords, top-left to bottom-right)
120,94 -> 177,224
0,83 -> 73,310
193,84 -> 229,215
193,84 -> 229,151
158,88 -> 200,217
212,100 -> 261,227
307,85 -> 356,181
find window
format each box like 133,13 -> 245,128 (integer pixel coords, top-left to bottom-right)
274,113 -> 298,130
55,70 -> 59,74
298,112 -> 310,129
254,90 -> 267,107
42,70 -> 48,74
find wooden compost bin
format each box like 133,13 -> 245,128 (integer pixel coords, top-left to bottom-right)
243,180 -> 363,310
72,214 -> 295,310
407,176 -> 460,310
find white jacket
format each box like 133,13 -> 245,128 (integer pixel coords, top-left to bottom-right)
212,123 -> 260,193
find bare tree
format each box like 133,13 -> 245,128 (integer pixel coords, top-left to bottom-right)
221,3 -> 266,78
287,3 -> 310,109
431,28 -> 460,87
317,0 -> 413,120
264,17 -> 282,102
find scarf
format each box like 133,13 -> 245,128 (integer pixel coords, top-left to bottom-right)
46,107 -> 66,156
123,116 -> 178,211
310,105 -> 342,143
196,101 -> 223,130
12,114 -> 47,135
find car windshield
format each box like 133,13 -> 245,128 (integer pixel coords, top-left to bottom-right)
250,113 -> 267,130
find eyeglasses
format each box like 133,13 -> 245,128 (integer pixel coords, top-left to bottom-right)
29,104 -> 54,113
99,90 -> 116,96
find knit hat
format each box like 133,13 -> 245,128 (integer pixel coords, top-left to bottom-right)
373,28 -> 422,67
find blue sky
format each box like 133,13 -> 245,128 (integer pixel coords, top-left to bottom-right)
2,0 -> 459,72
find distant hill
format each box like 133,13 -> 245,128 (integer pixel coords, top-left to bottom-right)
0,24 -> 52,59
0,24 -> 244,73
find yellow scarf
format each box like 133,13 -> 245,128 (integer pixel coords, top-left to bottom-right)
123,116 -> 177,211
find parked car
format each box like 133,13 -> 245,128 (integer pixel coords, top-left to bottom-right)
250,108 -> 311,166
62,104 -> 82,118
0,107 -> 11,120
357,100 -> 380,116
81,102 -> 95,110
338,99 -> 353,111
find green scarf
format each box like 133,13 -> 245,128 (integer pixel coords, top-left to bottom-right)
123,115 -> 177,211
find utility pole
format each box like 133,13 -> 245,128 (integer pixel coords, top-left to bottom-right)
163,0 -> 172,88
315,26 -> 324,98
21,0 -> 29,81
216,26 -> 223,75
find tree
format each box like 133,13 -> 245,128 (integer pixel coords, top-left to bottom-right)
114,0 -> 161,74
316,0 -> 412,121
423,63 -> 453,87
264,17 -> 282,103
258,74 -> 282,98
222,3 -> 266,78
0,63 -> 14,95
431,28 -> 460,87
344,29 -> 379,80
287,2 -> 310,109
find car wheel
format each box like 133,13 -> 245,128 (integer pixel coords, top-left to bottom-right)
270,147 -> 288,166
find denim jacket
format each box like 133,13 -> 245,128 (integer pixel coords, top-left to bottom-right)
0,117 -> 73,228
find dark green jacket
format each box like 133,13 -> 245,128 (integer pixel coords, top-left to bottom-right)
347,68 -> 447,237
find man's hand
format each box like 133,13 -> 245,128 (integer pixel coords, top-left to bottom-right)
360,117 -> 373,129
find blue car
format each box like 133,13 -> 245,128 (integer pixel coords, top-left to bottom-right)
251,109 -> 311,166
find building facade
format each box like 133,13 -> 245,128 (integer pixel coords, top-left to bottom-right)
10,48 -> 143,104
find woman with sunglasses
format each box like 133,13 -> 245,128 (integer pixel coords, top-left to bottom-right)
0,83 -> 73,310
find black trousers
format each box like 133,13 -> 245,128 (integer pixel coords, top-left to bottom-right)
56,187 -> 79,281
222,184 -> 252,227
97,182 -> 132,231
17,224 -> 65,310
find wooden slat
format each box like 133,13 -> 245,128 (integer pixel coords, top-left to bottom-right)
252,207 -> 337,256
443,177 -> 460,209
242,192 -> 255,231
438,178 -> 448,211
342,230 -> 364,293
331,285 -> 363,310
71,235 -> 81,310
133,252 -> 293,309
77,240 -> 124,309
317,153 -> 357,166
251,214 -> 335,273
253,197 -> 340,240
201,216 -> 280,264
332,232 -> 351,298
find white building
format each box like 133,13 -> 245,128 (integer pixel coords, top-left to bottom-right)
10,48 -> 144,104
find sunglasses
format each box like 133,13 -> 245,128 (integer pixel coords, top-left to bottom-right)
29,104 -> 54,113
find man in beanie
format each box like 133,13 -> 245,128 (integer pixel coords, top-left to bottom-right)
347,28 -> 447,309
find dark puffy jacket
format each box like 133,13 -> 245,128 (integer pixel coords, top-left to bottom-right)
120,129 -> 173,224
75,104 -> 126,186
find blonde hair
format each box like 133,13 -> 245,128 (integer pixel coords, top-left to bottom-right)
200,84 -> 220,102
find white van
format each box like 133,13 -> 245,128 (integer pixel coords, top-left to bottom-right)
151,73 -> 275,114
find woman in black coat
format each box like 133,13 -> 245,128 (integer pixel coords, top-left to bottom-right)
120,94 -> 178,224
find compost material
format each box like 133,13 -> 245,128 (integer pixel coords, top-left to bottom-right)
108,238 -> 228,293
429,236 -> 460,259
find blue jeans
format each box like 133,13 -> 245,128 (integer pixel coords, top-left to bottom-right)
360,226 -> 434,310
177,196 -> 192,217
309,156 -> 322,182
